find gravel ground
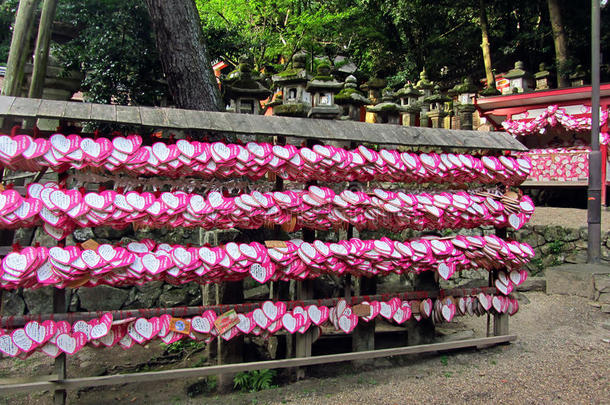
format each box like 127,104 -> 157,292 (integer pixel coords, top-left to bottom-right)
530,206 -> 610,231
5,292 -> 603,405
252,293 -> 610,405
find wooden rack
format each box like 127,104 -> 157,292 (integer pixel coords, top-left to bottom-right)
0,96 -> 526,403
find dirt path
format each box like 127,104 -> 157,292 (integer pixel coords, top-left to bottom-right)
3,292 -> 607,405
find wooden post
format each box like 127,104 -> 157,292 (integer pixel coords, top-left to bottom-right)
216,280 -> 244,393
407,271 -> 437,346
493,227 -> 509,336
352,275 -> 376,368
493,309 -> 509,336
3,0 -> 41,97
52,288 -> 66,405
295,279 -> 313,380
28,0 -> 58,99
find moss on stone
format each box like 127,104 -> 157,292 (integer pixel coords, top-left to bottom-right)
275,68 -> 301,78
335,88 -> 360,103
273,103 -> 308,116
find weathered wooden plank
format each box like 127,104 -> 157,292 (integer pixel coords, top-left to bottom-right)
0,96 -> 527,151
206,111 -> 233,133
1,287 -> 498,328
182,108 -> 210,130
115,105 -> 141,125
0,335 -> 515,394
62,102 -> 91,121
139,106 -> 168,128
37,99 -> 67,119
8,97 -> 41,117
89,103 -> 116,123
494,313 -> 509,336
0,374 -> 59,385
162,107 -> 187,129
0,96 -> 15,116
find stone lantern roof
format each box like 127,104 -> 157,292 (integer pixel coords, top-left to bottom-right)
335,75 -> 370,106
569,65 -> 586,85
360,76 -> 386,93
424,85 -> 451,104
395,82 -> 422,99
504,61 -> 532,80
453,77 -> 478,95
415,68 -> 434,90
271,51 -> 311,85
306,63 -> 344,92
534,63 -> 552,80
222,56 -> 272,101
366,88 -> 404,113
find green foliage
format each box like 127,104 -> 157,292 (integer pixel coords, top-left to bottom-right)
440,355 -> 448,366
2,0 -> 609,106
161,339 -> 205,354
196,0 -> 378,75
0,0 -> 18,64
233,369 -> 277,392
54,0 -> 167,105
548,240 -> 564,255
529,257 -> 544,272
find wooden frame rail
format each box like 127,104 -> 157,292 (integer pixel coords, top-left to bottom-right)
0,96 -> 527,151
0,335 -> 516,395
0,287 -> 498,328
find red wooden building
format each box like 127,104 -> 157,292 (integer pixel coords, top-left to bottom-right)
475,84 -> 610,204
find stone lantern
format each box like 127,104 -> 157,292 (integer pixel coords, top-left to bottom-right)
366,88 -> 404,125
504,61 -> 533,93
305,63 -> 343,119
334,75 -> 371,121
415,69 -> 434,127
360,76 -> 386,105
534,63 -> 554,91
569,65 -> 586,87
423,86 -> 451,128
453,78 -> 478,130
222,56 -> 272,115
395,83 -> 422,126
271,51 -> 312,117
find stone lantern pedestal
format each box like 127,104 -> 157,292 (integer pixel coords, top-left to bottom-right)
402,106 -> 420,126
427,110 -> 447,128
457,104 -> 476,130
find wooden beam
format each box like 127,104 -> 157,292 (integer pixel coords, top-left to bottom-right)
52,288 -> 66,405
0,96 -> 528,151
0,287 -> 498,328
0,374 -> 59,385
0,335 -> 515,394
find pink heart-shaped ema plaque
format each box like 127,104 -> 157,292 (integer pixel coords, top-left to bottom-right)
56,332 -> 87,355
306,305 -> 329,326
191,316 -> 213,334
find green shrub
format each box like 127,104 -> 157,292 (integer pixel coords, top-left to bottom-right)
233,369 -> 277,392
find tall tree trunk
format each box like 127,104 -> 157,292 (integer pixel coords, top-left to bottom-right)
144,0 -> 222,111
28,0 -> 59,99
547,0 -> 570,88
478,0 -> 496,91
2,0 -> 41,96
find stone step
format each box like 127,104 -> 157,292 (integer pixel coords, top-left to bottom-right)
546,264 -> 610,300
